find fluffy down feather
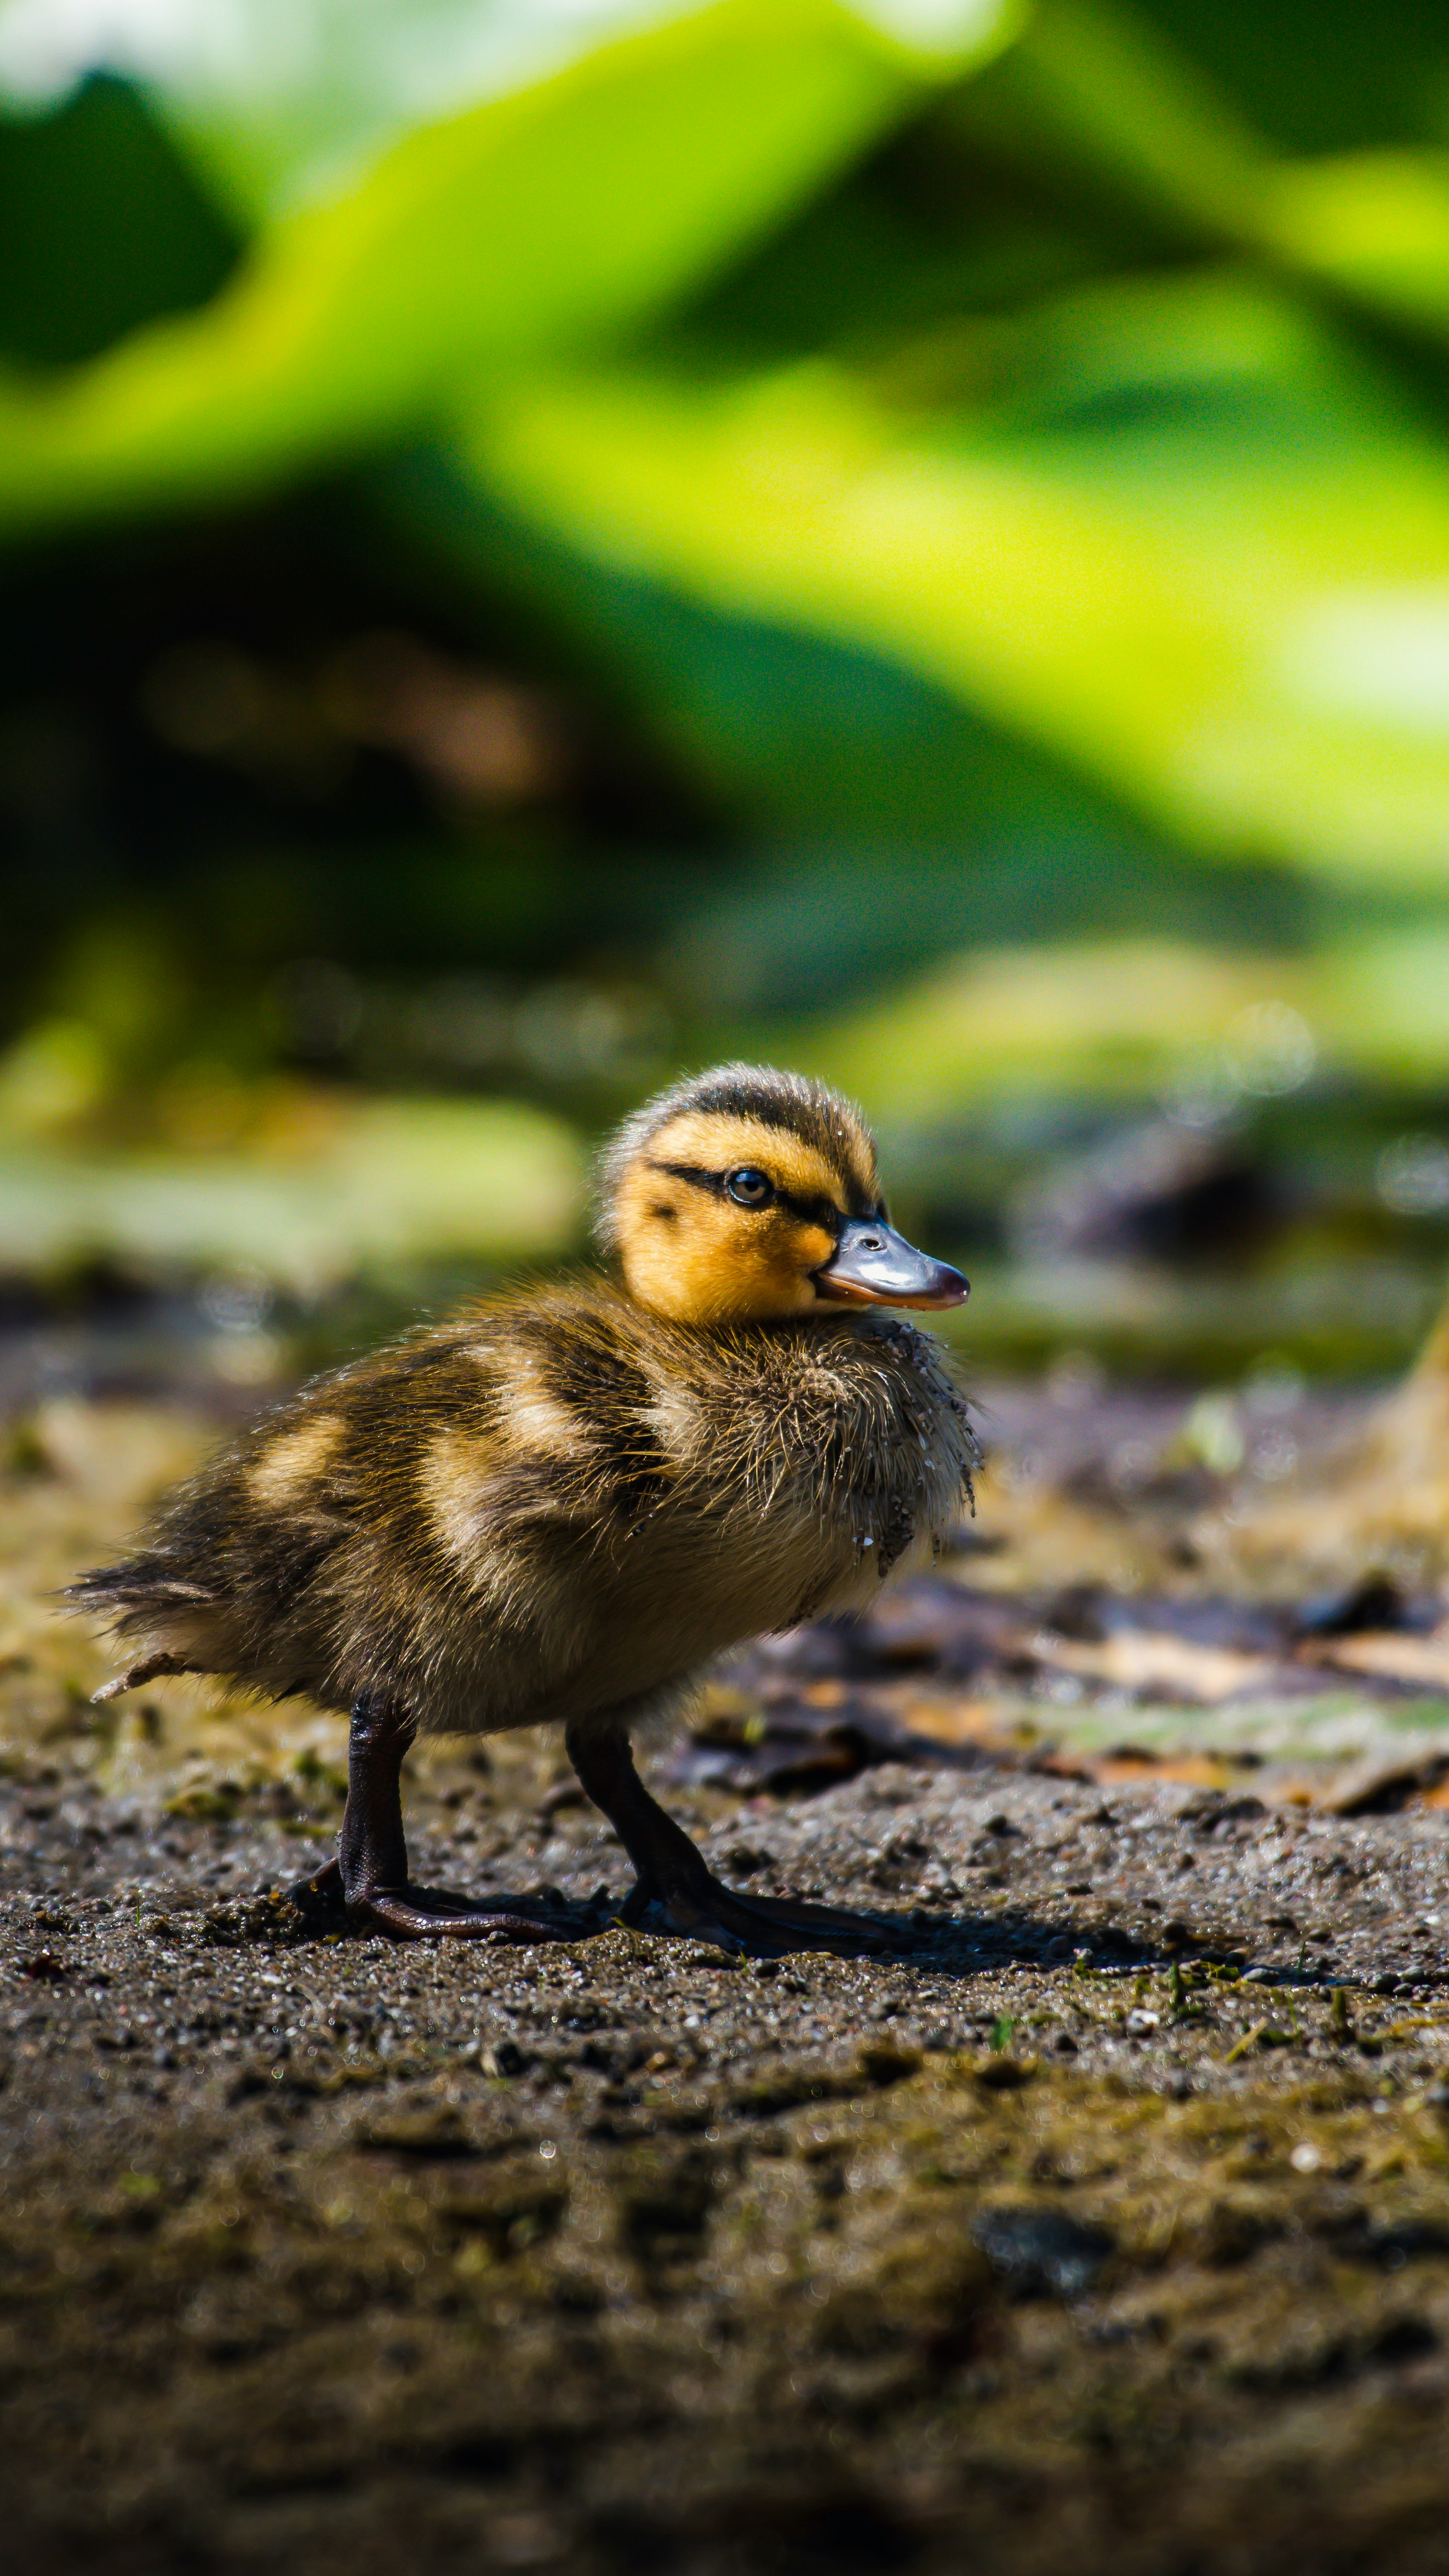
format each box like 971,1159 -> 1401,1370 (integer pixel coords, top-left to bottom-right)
72,1284 -> 975,1739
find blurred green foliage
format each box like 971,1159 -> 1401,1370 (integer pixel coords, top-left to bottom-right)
0,1089 -> 584,1293
0,3 -> 1009,515
3,0 -> 1449,886
4,1 -> 1449,1334
0,72 -> 238,363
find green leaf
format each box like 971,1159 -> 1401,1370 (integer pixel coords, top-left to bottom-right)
459,271 -> 1449,880
0,0 -> 1017,530
788,936 -> 1307,1111
1262,151 -> 1449,338
777,925 -> 1449,1116
0,1097 -> 586,1291
928,7 -> 1449,348
0,0 -> 1016,219
945,0 -> 1264,237
0,74 -> 240,366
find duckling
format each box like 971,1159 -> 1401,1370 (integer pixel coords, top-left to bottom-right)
72,1065 -> 974,1954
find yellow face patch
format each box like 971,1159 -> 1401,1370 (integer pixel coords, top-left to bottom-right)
642,1111 -> 872,1215
612,1109 -> 879,1324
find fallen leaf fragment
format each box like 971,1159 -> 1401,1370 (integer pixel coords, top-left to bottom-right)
1313,1627 -> 1449,1690
1040,1631 -> 1275,1702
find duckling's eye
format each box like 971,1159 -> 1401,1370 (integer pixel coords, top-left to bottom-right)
725,1166 -> 774,1208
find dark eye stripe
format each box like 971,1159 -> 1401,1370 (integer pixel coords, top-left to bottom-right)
648,1160 -> 845,1235
648,1158 -> 729,1201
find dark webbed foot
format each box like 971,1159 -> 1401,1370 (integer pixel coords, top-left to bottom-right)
288,1837 -> 574,1942
352,1886 -> 570,1941
570,1718 -> 891,1957
292,1699 -> 583,1944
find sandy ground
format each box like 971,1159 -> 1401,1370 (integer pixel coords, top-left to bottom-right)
7,1392 -> 1449,2573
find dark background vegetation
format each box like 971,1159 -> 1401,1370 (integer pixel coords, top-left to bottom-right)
4,0 -> 1449,1378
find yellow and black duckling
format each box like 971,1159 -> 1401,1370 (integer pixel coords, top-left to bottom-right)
73,1065 -> 975,1954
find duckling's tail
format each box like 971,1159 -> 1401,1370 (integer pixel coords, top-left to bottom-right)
66,1558 -> 217,1701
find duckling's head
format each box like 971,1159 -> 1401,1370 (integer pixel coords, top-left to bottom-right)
597,1063 -> 967,1326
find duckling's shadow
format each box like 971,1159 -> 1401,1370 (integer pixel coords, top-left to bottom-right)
286,1868 -> 932,1960
631,1901 -> 1191,1973
284,1867 -> 1188,1972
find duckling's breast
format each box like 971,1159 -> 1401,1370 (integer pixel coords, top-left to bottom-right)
393,1298 -> 973,1728
648,1307 -> 975,1607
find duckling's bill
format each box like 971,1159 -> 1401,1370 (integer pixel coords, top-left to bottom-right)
812,1215 -> 967,1311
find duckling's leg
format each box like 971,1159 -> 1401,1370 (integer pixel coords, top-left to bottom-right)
290,1692 -> 568,1941
565,1717 -> 888,1956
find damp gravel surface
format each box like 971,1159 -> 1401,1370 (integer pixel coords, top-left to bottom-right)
9,1400 -> 1449,2573
10,1770 -> 1449,2575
